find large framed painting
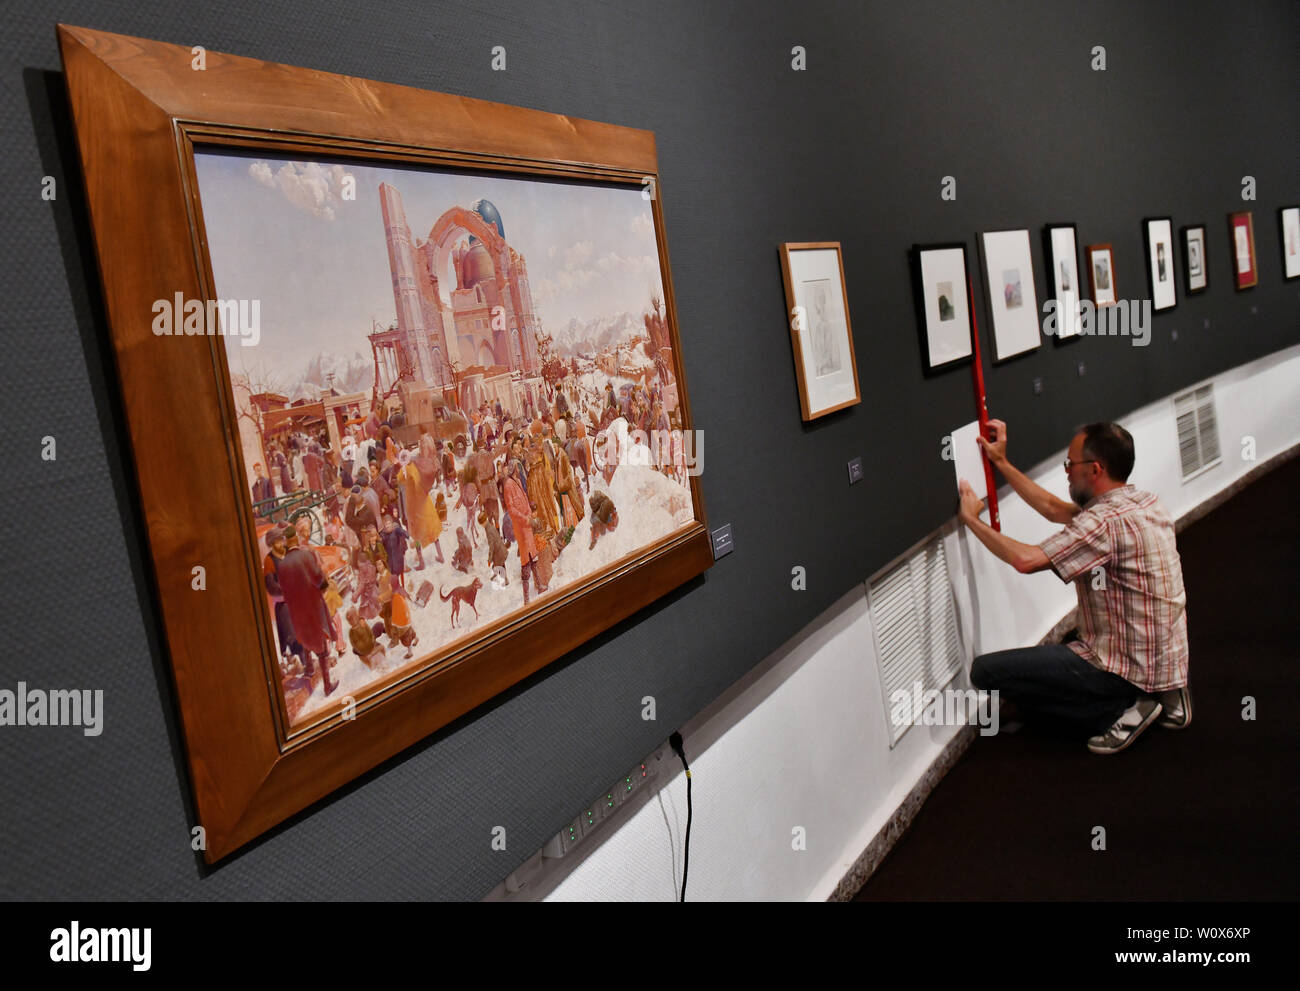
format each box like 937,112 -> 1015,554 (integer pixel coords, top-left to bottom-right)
1042,223 -> 1083,341
778,242 -> 861,419
1228,210 -> 1258,289
59,25 -> 712,862
978,228 -> 1041,362
1279,206 -> 1300,281
1180,224 -> 1208,294
910,242 -> 974,374
1143,216 -> 1178,312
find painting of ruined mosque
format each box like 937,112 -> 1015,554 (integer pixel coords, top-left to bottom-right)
193,152 -> 696,726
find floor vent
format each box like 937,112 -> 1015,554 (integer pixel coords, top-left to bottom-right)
1174,383 -> 1221,481
867,535 -> 962,747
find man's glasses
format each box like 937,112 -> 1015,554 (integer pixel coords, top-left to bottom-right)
1064,459 -> 1099,472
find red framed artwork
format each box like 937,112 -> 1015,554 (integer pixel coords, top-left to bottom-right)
1228,211 -> 1258,290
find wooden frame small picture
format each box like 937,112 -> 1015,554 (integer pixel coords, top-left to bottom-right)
58,25 -> 713,862
778,242 -> 861,419
1143,216 -> 1178,312
1086,243 -> 1118,308
979,228 -> 1041,362
1181,224 -> 1208,294
1279,206 -> 1300,281
910,242 -> 974,373
1229,211 -> 1258,289
1043,223 -> 1083,341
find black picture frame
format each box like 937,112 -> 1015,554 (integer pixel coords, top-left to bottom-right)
1142,215 -> 1178,313
1042,222 -> 1083,345
1279,206 -> 1300,282
1180,223 -> 1208,295
977,227 -> 1042,366
910,241 -> 975,375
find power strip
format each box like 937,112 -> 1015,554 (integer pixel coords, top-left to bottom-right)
484,741 -> 672,900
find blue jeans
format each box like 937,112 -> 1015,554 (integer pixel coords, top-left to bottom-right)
970,644 -> 1142,736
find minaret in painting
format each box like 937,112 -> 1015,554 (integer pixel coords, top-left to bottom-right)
379,182 -> 435,383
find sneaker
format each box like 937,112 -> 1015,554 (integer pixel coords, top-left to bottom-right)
1155,686 -> 1192,729
1087,698 -> 1163,755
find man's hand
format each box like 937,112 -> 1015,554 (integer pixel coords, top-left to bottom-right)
977,418 -> 1008,467
958,478 -> 984,524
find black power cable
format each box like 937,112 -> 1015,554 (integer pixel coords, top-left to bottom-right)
669,731 -> 691,902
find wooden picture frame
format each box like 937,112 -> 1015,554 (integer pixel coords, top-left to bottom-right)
58,24 -> 712,863
1142,216 -> 1178,312
1085,243 -> 1117,308
1042,223 -> 1083,343
910,241 -> 975,374
1180,224 -> 1208,294
1228,211 -> 1258,289
777,242 -> 861,420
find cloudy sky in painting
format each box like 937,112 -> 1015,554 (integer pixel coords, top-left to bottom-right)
193,151 -> 664,371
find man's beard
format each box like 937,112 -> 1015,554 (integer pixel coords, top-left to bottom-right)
1069,480 -> 1092,507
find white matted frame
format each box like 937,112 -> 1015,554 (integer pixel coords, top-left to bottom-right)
1280,207 -> 1300,281
979,228 -> 1041,362
1144,216 -> 1178,312
910,242 -> 974,374
1181,224 -> 1208,294
1043,223 -> 1083,341
779,242 -> 862,420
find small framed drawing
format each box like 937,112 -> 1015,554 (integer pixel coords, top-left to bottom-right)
910,242 -> 974,374
1279,206 -> 1300,281
778,242 -> 861,419
979,228 -> 1041,362
1181,224 -> 1208,294
1086,243 -> 1118,307
1043,223 -> 1083,341
1228,211 -> 1258,289
1143,217 -> 1178,312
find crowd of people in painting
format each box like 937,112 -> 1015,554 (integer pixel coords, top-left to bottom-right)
255,374 -> 686,703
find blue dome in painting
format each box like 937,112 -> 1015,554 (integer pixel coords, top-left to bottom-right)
467,198 -> 505,243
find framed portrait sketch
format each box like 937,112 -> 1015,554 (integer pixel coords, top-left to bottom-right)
910,242 -> 974,373
1086,243 -> 1118,308
1181,224 -> 1208,294
778,242 -> 861,420
1043,223 -> 1083,341
1279,206 -> 1300,281
1228,211 -> 1258,289
58,24 -> 712,862
979,229 -> 1041,362
1143,217 -> 1178,312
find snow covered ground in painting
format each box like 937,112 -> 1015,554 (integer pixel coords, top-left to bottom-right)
288,445 -> 694,723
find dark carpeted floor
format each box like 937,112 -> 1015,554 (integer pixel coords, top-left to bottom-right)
854,454 -> 1299,900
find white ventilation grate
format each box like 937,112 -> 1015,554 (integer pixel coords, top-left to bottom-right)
867,536 -> 962,747
1174,383 -> 1221,481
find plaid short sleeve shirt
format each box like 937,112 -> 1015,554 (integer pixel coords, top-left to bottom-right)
1038,485 -> 1189,692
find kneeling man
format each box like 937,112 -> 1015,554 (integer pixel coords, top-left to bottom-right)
957,420 -> 1191,754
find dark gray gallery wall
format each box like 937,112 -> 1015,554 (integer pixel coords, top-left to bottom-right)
2,0 -> 1297,899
